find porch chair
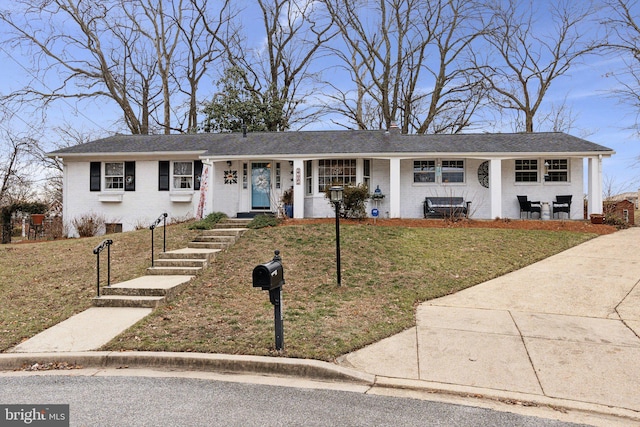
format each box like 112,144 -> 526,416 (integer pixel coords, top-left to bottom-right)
517,195 -> 542,219
552,195 -> 572,219
28,214 -> 45,240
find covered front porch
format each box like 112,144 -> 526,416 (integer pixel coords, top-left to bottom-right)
202,154 -> 605,221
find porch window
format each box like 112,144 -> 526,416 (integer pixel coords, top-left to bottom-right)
414,160 -> 435,183
318,159 -> 356,192
363,159 -> 371,189
515,160 -> 538,182
545,159 -> 568,182
173,161 -> 193,189
441,160 -> 465,183
105,162 -> 124,190
305,160 -> 312,195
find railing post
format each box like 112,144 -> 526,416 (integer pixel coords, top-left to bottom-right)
150,213 -> 168,267
163,213 -> 167,253
93,239 -> 113,297
96,249 -> 100,297
151,226 -> 155,267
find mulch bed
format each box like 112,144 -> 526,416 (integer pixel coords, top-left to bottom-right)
282,218 -> 618,235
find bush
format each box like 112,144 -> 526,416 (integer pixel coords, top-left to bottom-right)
188,212 -> 227,230
248,215 -> 280,229
324,183 -> 370,219
72,213 -> 105,237
604,214 -> 630,229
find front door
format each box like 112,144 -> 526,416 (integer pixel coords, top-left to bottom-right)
251,163 -> 271,210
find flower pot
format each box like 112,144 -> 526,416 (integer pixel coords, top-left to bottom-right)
590,214 -> 605,224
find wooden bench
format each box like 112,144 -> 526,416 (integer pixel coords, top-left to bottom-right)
423,197 -> 470,218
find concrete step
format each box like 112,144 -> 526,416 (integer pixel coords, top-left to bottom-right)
92,295 -> 165,309
187,241 -> 229,250
146,266 -> 203,275
100,275 -> 194,298
153,258 -> 207,268
200,228 -> 247,237
192,235 -> 237,243
216,219 -> 252,228
158,248 -> 220,261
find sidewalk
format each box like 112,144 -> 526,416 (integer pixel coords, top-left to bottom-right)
340,227 -> 640,422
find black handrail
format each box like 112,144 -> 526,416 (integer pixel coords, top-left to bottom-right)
93,239 -> 113,297
150,213 -> 168,267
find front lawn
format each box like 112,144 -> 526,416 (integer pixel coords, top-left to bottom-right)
99,223 -> 597,360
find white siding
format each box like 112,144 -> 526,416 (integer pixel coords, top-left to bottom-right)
64,160 -> 200,236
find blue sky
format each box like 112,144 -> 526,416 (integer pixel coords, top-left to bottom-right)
0,0 -> 639,195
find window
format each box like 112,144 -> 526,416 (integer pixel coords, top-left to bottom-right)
414,160 -> 435,183
545,159 -> 568,182
441,160 -> 464,183
515,160 -> 538,182
173,161 -> 193,189
363,159 -> 371,189
105,162 -> 124,190
305,160 -> 312,195
318,159 -> 356,192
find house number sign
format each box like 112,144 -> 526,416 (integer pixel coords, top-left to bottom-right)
296,168 -> 301,185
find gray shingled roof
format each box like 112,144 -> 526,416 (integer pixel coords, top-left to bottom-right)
48,130 -> 614,157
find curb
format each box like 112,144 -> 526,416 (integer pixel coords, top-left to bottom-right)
2,352 -> 639,424
372,376 -> 640,425
0,352 -> 375,385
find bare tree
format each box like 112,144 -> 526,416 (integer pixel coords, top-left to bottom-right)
218,0 -> 337,131
178,0 -> 235,133
601,0 -> 640,135
475,0 -> 602,133
0,128 -> 41,207
0,0 -> 232,134
322,0 -> 487,134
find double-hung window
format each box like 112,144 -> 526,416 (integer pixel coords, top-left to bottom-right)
173,161 -> 193,189
105,162 -> 124,190
515,160 -> 538,182
545,159 -> 568,182
441,160 -> 464,183
414,160 -> 435,183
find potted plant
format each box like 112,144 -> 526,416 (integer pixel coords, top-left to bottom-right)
281,187 -> 293,218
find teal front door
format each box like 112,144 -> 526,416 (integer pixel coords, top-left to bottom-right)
251,163 -> 271,210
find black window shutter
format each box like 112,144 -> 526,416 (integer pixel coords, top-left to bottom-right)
158,161 -> 170,191
194,160 -> 203,191
125,161 -> 136,191
90,162 -> 101,192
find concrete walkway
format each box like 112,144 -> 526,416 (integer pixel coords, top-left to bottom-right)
341,227 -> 640,421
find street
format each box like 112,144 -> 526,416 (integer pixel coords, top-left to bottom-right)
0,373 -> 588,426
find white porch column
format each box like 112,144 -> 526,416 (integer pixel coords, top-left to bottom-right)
389,158 -> 401,218
588,156 -> 603,215
293,159 -> 305,218
489,159 -> 503,219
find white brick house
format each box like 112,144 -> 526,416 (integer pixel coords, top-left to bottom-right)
48,130 -> 614,235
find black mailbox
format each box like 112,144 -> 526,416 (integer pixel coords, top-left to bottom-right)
253,260 -> 284,290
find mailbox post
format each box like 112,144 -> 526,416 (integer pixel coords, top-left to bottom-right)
252,250 -> 285,351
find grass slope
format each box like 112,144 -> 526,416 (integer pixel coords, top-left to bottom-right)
96,224 -> 596,361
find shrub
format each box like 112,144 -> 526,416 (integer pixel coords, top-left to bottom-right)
188,212 -> 227,230
72,212 -> 105,237
604,214 -> 630,229
248,214 -> 280,229
324,183 -> 370,219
